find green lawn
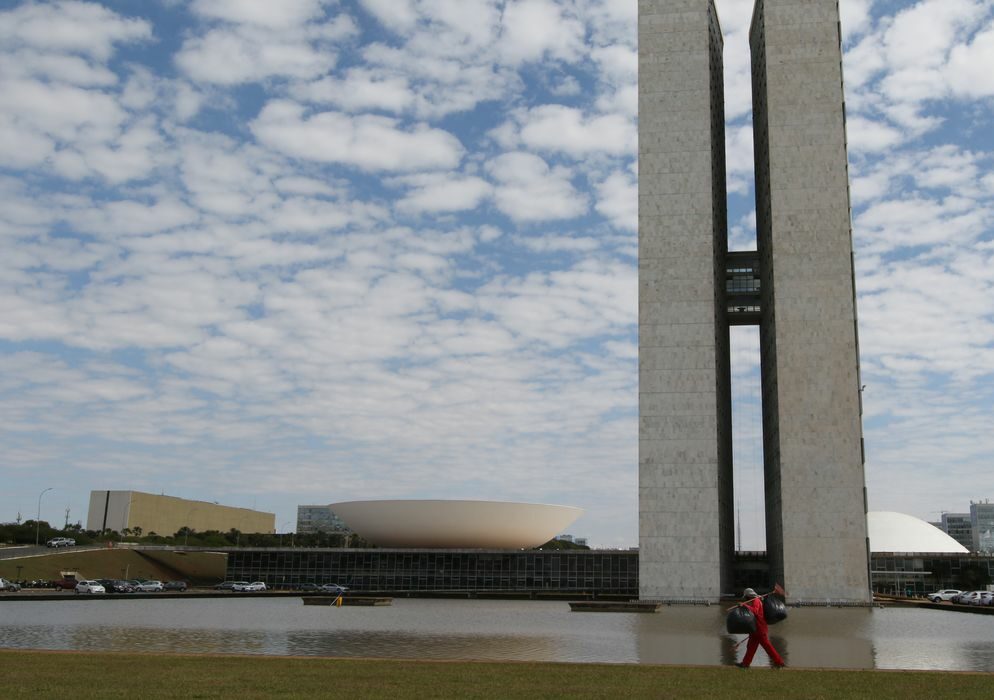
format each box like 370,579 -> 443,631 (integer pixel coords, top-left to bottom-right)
1,650 -> 988,699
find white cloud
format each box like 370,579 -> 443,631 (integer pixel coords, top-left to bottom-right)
250,100 -> 465,171
0,78 -> 125,143
3,49 -> 118,86
946,22 -> 994,98
515,234 -> 600,253
499,0 -> 585,66
175,26 -> 342,85
594,171 -> 636,232
72,198 -> 200,238
846,116 -> 905,153
394,173 -> 492,214
359,0 -> 419,34
724,124 -> 754,195
488,152 -> 588,222
0,1 -> 151,61
478,259 -> 635,347
840,0 -> 875,41
857,195 -> 990,255
514,104 -> 636,157
190,0 -> 329,28
292,70 -> 414,113
590,45 -> 636,84
715,0 -> 755,121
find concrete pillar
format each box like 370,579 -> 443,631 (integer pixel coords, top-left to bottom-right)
639,0 -> 733,601
750,0 -> 871,601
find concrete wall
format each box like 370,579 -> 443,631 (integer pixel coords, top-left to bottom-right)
86,490 -> 275,536
86,490 -> 131,532
750,0 -> 870,601
639,0 -> 732,600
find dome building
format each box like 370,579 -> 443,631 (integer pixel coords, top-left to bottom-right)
867,511 -> 969,554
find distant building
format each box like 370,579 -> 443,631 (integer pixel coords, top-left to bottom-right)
938,513 -> 973,551
86,491 -> 274,536
296,505 -> 349,535
971,502 -> 994,553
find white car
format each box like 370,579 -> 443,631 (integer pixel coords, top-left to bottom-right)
46,537 -> 76,548
928,589 -> 962,602
75,580 -> 106,594
956,591 -> 983,606
0,578 -> 21,592
232,581 -> 267,592
134,580 -> 164,592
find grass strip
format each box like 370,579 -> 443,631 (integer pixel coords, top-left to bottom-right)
1,649 -> 989,699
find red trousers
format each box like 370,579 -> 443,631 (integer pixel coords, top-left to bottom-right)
742,631 -> 784,667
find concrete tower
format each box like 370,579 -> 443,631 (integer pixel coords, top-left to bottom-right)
639,0 -> 870,602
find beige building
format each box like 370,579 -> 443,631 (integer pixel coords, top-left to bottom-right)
86,490 -> 275,536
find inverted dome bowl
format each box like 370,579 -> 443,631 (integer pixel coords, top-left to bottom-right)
329,499 -> 583,549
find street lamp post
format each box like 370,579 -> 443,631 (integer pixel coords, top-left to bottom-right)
35,487 -> 53,547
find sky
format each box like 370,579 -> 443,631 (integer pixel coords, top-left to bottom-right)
0,0 -> 991,550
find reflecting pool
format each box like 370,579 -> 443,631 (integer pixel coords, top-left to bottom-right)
1,598 -> 992,671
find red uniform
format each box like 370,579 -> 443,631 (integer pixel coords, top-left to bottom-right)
740,596 -> 785,667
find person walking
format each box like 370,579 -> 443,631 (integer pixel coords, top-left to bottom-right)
737,588 -> 786,669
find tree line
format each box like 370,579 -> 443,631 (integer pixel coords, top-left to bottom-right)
0,520 -> 365,548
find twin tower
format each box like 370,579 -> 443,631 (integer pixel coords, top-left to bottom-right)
638,0 -> 871,601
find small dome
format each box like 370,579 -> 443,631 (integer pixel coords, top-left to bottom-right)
867,511 -> 969,554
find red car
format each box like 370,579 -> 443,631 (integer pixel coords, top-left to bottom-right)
53,578 -> 79,590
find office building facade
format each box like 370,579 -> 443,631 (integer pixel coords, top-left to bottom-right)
938,512 -> 974,552
639,0 -> 870,601
86,490 -> 275,536
971,502 -> 994,553
297,505 -> 350,535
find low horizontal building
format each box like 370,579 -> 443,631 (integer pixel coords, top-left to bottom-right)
227,548 -> 637,595
87,490 -> 274,536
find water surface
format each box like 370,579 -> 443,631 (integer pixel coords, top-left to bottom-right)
1,598 -> 991,671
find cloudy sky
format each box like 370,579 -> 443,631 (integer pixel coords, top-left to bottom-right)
0,0 -> 991,549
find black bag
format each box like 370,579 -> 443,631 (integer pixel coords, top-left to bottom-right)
763,595 -> 788,625
726,605 -> 756,634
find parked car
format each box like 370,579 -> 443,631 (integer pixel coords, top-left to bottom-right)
46,537 -> 76,548
928,589 -> 962,603
955,591 -> 982,605
53,577 -> 79,590
133,580 -> 164,592
232,581 -> 267,592
0,578 -> 21,592
75,580 -> 106,594
318,583 -> 349,594
298,582 -> 319,592
164,581 -> 188,591
978,591 -> 994,606
214,581 -> 244,590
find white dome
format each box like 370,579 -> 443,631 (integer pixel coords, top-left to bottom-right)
329,499 -> 583,549
867,511 -> 969,554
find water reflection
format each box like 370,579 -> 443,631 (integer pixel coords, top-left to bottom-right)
285,630 -> 557,661
1,598 -> 993,671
